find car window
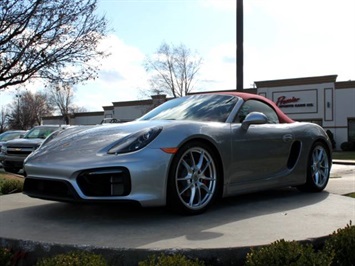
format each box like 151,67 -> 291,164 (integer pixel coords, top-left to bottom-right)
0,132 -> 20,141
139,94 -> 238,122
25,127 -> 58,139
234,99 -> 279,124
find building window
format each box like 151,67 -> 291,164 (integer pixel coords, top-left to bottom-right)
348,119 -> 355,142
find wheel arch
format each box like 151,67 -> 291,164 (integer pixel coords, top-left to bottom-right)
313,137 -> 332,163
168,136 -> 225,199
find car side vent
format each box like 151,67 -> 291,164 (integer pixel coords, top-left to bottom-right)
77,167 -> 131,197
287,141 -> 301,169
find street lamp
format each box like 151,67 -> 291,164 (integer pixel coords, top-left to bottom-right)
15,93 -> 21,128
237,0 -> 243,91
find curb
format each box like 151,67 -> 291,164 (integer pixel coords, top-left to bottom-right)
0,235 -> 330,266
332,160 -> 355,165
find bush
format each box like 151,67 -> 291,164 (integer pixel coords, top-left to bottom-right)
340,141 -> 355,151
0,178 -> 24,194
245,239 -> 333,266
139,254 -> 205,266
324,222 -> 355,266
0,248 -> 12,266
326,130 -> 336,150
35,251 -> 107,266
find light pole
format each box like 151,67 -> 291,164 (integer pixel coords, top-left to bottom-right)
15,93 -> 21,128
237,0 -> 243,91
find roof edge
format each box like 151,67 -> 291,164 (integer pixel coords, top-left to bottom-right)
255,75 -> 338,88
335,81 -> 355,89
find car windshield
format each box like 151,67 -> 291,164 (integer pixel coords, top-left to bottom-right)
24,127 -> 58,139
0,132 -> 22,141
139,94 -> 238,122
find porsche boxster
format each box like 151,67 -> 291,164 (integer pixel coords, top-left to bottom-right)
23,92 -> 332,214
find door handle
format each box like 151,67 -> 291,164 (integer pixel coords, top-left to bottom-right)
283,134 -> 294,142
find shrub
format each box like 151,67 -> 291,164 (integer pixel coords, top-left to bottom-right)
245,239 -> 333,266
138,253 -> 205,266
0,178 -> 24,194
340,141 -> 355,151
324,222 -> 355,266
0,248 -> 12,266
326,130 -> 336,150
35,251 -> 107,266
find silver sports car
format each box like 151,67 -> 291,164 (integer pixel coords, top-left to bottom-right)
23,92 -> 332,214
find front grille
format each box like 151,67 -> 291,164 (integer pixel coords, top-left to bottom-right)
7,147 -> 34,156
77,167 -> 131,197
24,178 -> 79,201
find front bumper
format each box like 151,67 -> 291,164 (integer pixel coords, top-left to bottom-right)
1,154 -> 27,169
23,148 -> 173,207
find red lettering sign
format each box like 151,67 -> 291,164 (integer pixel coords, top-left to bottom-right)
276,96 -> 300,106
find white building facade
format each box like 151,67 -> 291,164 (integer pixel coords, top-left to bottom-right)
255,75 -> 355,150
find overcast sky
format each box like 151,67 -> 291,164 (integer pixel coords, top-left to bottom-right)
1,0 -> 354,112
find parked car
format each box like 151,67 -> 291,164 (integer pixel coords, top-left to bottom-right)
0,130 -> 27,149
0,130 -> 27,168
23,92 -> 332,214
0,125 -> 67,174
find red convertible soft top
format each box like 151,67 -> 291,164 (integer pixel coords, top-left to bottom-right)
205,91 -> 295,124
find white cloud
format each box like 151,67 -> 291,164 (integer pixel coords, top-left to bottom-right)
244,0 -> 355,85
75,34 -> 150,110
198,42 -> 236,91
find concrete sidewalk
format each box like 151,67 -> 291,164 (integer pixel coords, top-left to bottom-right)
0,164 -> 354,265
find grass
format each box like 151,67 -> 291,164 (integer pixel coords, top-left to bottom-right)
0,171 -> 24,195
332,151 -> 355,160
0,171 -> 23,181
345,192 -> 355,199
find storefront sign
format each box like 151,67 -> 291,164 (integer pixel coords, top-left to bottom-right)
272,90 -> 317,114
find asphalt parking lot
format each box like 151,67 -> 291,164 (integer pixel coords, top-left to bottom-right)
0,164 -> 354,265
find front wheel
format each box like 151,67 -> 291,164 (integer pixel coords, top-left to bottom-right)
298,142 -> 330,192
167,141 -> 221,215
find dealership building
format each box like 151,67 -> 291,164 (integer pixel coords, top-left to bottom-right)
42,74 -> 354,150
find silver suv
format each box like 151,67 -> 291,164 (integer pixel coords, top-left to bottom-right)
0,125 -> 66,174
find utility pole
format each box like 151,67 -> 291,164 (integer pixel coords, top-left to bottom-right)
15,93 -> 21,129
237,0 -> 243,91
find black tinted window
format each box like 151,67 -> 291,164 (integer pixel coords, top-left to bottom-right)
234,100 -> 279,123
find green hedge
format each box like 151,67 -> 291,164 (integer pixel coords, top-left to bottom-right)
35,251 -> 107,266
0,178 -> 23,195
245,239 -> 333,266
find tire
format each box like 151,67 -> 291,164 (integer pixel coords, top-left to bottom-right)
167,141 -> 221,215
298,142 -> 330,192
4,166 -> 21,174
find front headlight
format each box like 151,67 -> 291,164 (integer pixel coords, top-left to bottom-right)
1,145 -> 7,154
108,127 -> 162,154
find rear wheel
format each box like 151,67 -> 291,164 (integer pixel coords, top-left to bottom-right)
298,142 -> 330,192
167,141 -> 221,215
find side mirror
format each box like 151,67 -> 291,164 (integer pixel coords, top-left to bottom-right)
241,112 -> 268,130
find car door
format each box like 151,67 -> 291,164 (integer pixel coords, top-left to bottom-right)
227,99 -> 294,190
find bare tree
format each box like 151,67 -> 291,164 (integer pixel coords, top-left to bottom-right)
0,0 -> 109,90
48,84 -> 74,124
6,90 -> 54,129
144,42 -> 203,97
70,106 -> 88,113
0,106 -> 9,132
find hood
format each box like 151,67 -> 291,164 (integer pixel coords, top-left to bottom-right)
4,138 -> 44,147
34,120 -> 172,154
